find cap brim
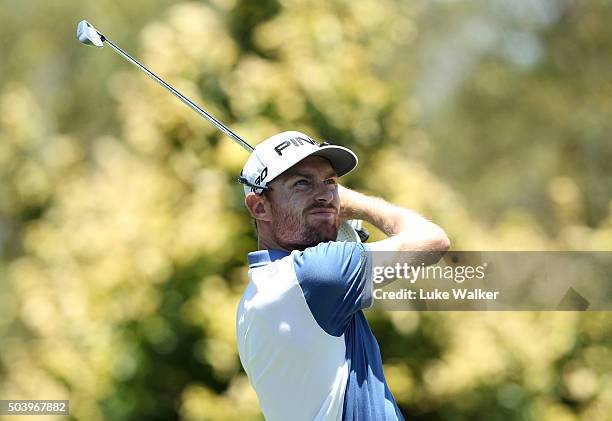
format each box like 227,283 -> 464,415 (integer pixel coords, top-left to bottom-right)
309,145 -> 358,178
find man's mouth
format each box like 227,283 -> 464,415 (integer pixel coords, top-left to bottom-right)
307,208 -> 338,224
308,208 -> 337,215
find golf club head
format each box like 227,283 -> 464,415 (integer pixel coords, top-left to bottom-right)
77,20 -> 104,48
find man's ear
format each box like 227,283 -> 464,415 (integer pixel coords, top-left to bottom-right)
245,192 -> 272,222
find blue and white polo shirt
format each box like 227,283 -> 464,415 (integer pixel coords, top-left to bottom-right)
236,241 -> 405,420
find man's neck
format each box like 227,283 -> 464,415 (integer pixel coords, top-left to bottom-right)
257,233 -> 291,252
258,240 -> 290,252
258,234 -> 312,252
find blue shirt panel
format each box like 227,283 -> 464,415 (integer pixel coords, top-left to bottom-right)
292,242 -> 405,421
293,241 -> 372,337
342,311 -> 405,421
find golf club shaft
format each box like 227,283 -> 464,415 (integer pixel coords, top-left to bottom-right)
100,35 -> 253,152
78,20 -> 367,242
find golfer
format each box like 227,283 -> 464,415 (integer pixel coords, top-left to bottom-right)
236,131 -> 450,420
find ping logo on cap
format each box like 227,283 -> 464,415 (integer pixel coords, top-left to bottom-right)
274,135 -> 317,156
252,167 -> 268,192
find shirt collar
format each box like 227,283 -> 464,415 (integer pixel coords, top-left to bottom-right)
247,249 -> 291,268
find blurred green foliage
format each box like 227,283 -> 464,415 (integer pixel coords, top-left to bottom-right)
1,0 -> 611,420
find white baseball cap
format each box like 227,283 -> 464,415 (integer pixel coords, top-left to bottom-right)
238,131 -> 358,195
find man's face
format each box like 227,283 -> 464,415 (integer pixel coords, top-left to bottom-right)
265,156 -> 340,250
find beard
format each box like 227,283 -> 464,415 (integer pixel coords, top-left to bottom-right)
270,202 -> 340,250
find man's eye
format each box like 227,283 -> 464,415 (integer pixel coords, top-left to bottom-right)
295,179 -> 310,186
324,179 -> 337,185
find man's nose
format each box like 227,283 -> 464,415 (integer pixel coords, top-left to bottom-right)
314,183 -> 335,203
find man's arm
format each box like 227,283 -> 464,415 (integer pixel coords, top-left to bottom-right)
293,187 -> 449,329
339,185 -> 450,261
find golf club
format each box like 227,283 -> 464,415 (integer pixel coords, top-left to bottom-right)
76,20 -> 252,153
76,19 -> 369,242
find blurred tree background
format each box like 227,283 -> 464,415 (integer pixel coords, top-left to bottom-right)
1,0 -> 611,420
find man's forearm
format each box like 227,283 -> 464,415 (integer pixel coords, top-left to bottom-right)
339,185 -> 450,251
339,186 -> 406,236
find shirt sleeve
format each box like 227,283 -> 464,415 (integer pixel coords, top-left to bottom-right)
293,241 -> 373,337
